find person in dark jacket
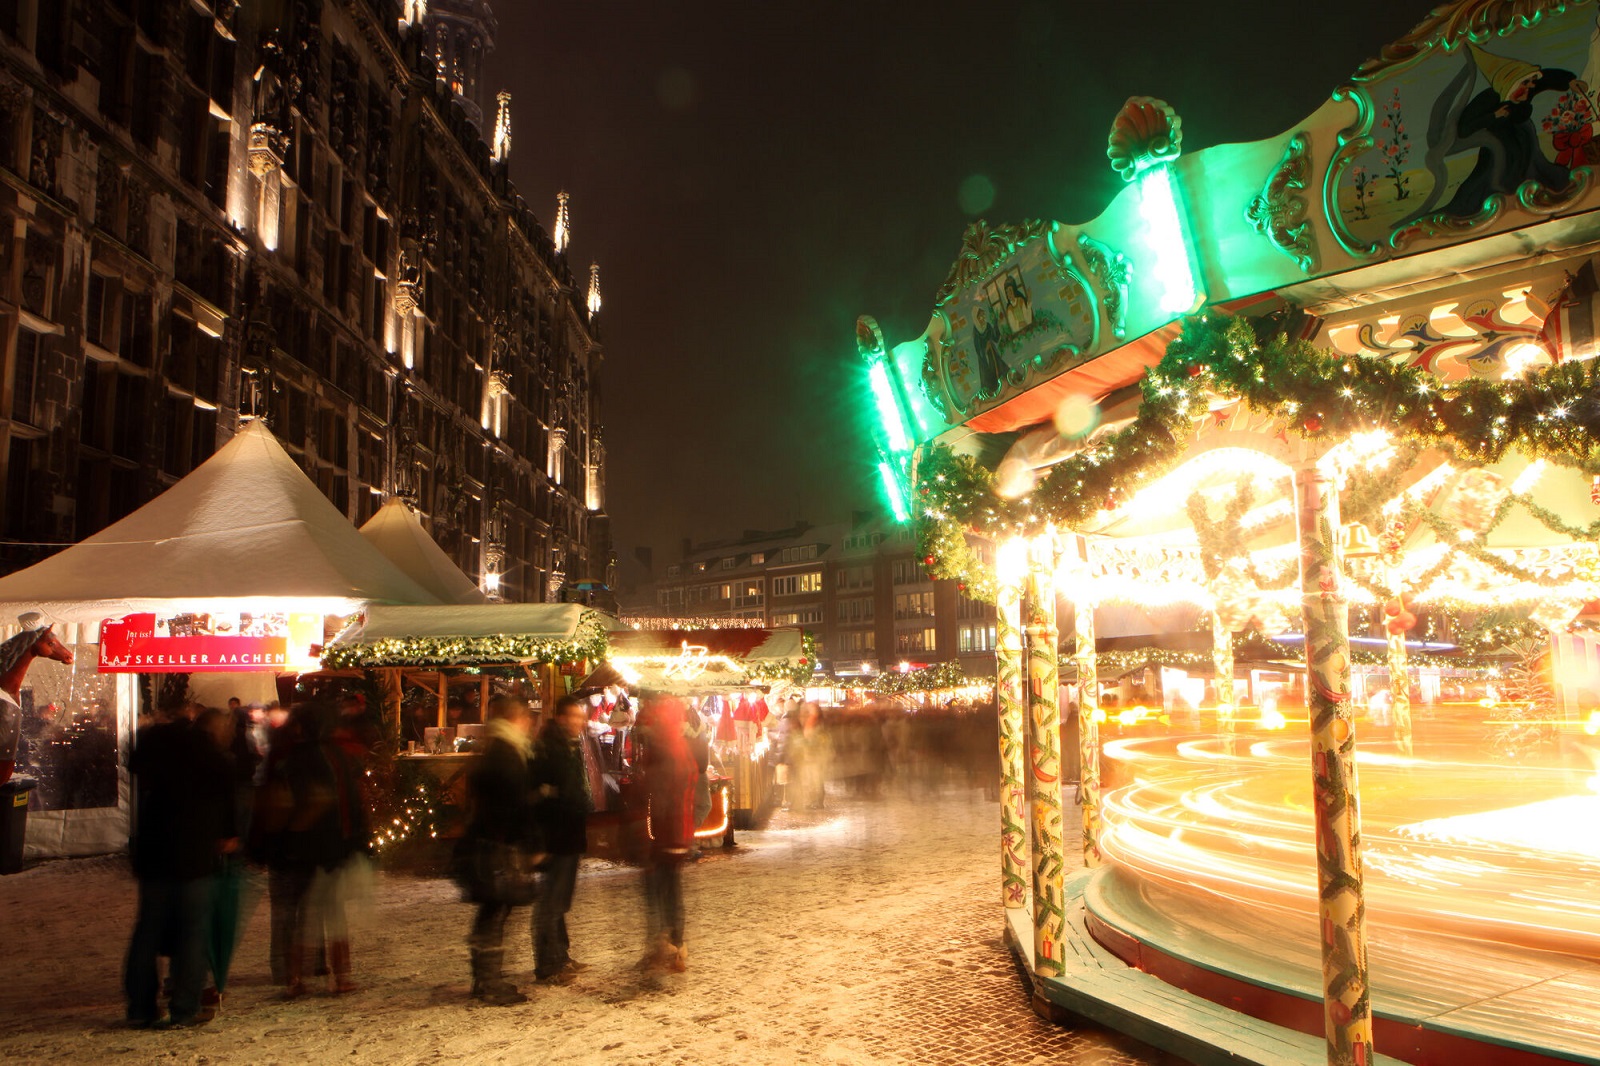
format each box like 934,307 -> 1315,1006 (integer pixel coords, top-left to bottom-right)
463,695 -> 538,1005
252,702 -> 356,998
123,703 -> 236,1028
636,696 -> 697,973
529,694 -> 596,983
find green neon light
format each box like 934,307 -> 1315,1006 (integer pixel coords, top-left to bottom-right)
1137,163 -> 1198,315
878,459 -> 910,523
869,361 -> 911,453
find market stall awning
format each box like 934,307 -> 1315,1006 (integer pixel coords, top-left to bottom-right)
359,498 -> 487,606
0,420 -> 440,624
323,603 -> 616,668
598,627 -> 810,694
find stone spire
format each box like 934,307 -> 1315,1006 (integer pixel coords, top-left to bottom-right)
554,191 -> 570,255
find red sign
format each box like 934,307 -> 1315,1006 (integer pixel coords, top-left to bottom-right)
100,613 -> 295,673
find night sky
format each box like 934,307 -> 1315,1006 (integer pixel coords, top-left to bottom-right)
486,1 -> 1424,576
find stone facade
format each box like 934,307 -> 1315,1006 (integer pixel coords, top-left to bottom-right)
0,0 -> 610,606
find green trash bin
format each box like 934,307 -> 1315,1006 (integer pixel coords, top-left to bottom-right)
0,777 -> 34,874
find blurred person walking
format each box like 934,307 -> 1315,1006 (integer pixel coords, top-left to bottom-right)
123,701 -> 235,1028
795,701 -> 831,810
313,705 -> 370,995
195,707 -> 255,1016
636,696 -> 697,973
459,695 -> 539,1005
529,694 -> 596,984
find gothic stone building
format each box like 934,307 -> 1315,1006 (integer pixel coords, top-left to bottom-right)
0,0 -> 610,604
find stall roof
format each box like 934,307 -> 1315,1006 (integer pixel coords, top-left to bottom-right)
0,420 -> 439,624
343,603 -> 605,642
599,627 -> 808,694
359,499 -> 487,606
323,603 -> 617,668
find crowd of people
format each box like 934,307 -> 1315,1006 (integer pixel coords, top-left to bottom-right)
123,693 -> 373,1027
120,683 -> 1003,1027
120,687 -> 718,1025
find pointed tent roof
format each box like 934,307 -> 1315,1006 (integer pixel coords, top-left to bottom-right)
360,498 -> 487,606
0,420 -> 441,623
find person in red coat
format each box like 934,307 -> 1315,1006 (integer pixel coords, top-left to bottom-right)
636,696 -> 697,972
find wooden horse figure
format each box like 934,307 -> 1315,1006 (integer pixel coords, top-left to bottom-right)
0,614 -> 75,784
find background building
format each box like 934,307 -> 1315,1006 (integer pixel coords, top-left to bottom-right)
0,0 -> 610,604
621,514 -> 997,680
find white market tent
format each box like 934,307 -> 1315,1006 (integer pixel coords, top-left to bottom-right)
0,419 -> 440,624
359,498 -> 487,606
0,419 -> 440,860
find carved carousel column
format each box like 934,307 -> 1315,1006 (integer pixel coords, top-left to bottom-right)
1211,609 -> 1237,756
1022,531 -> 1066,978
1069,535 -> 1102,868
1295,467 -> 1374,1066
1379,516 -> 1414,757
995,539 -> 1030,910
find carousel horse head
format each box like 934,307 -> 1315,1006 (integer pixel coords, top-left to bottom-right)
0,615 -> 74,695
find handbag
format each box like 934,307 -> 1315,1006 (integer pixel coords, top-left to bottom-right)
451,837 -> 540,906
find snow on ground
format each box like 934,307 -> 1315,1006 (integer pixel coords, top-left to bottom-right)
0,787 -> 1173,1065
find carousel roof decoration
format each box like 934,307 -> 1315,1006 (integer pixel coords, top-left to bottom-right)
916,313 -> 1600,604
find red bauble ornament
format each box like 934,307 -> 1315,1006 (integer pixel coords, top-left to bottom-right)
957,582 -> 967,592
1188,364 -> 1204,378
1385,610 -> 1416,635
798,658 -> 808,666
1383,599 -> 1402,617
1304,416 -> 1323,433
1592,475 -> 1600,505
923,554 -> 936,568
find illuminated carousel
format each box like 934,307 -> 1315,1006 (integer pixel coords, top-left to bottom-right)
856,4 -> 1600,1064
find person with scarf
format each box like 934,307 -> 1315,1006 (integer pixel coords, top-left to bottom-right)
462,695 -> 539,1005
529,694 -> 597,983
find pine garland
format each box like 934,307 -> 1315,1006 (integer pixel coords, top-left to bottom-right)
917,312 -> 1600,596
322,609 -> 611,669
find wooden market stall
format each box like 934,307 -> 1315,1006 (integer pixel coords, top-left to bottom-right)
320,603 -> 614,845
595,626 -> 812,832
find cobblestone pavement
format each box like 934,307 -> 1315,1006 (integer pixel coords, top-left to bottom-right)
0,784 -> 1183,1065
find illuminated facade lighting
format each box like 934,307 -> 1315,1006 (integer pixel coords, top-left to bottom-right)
554,191 -> 570,255
491,91 -> 511,163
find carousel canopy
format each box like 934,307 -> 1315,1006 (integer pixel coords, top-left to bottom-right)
0,420 -> 439,624
359,498 -> 487,606
597,627 -> 810,694
323,603 -> 615,668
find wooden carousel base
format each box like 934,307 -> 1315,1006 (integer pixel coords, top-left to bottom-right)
1080,866 -> 1600,1066
1005,873 -> 1370,1066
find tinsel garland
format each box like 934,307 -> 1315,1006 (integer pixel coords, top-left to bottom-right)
918,313 -> 1600,598
322,609 -> 611,669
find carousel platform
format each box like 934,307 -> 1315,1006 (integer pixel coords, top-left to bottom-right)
1004,870 -> 1393,1066
1071,865 -> 1600,1066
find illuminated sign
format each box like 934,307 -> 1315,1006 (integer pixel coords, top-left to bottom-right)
99,612 -> 322,673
